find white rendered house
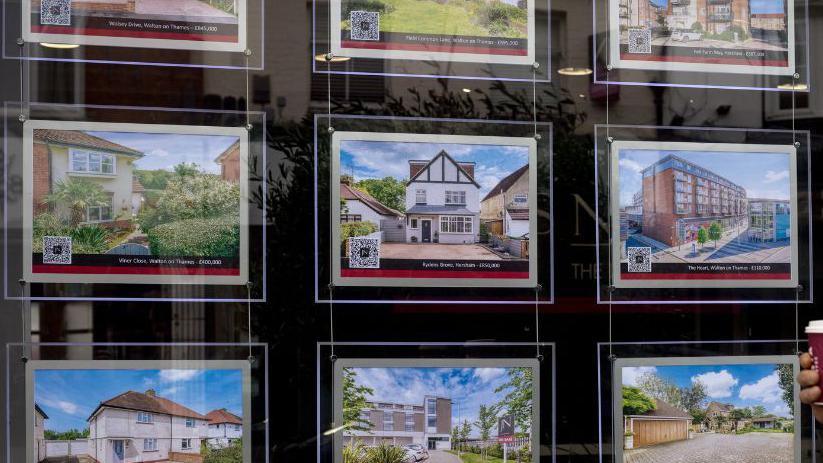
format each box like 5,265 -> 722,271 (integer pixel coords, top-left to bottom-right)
205,408 -> 243,448
87,389 -> 208,463
404,150 -> 480,244
34,403 -> 48,463
340,183 -> 404,229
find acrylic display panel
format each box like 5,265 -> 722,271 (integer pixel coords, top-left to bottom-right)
594,124 -> 812,304
3,102 -> 267,302
314,114 -> 554,304
591,0 -> 811,92
316,342 -> 555,463
312,0 -> 551,81
6,342 -> 269,463
597,341 -> 814,463
3,0 -> 264,69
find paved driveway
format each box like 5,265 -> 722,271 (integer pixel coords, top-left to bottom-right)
380,243 -> 505,260
429,450 -> 462,463
625,432 -> 793,463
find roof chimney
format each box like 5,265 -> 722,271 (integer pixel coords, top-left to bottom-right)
145,389 -> 156,397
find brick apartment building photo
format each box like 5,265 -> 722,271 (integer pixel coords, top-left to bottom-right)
343,396 -> 452,450
619,0 -> 788,35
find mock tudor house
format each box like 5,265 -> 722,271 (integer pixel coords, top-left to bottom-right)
480,164 -> 529,238
34,403 -> 48,463
404,151 -> 480,244
205,408 -> 242,449
344,396 -> 452,450
87,389 -> 208,463
340,182 -> 404,229
33,129 -> 144,228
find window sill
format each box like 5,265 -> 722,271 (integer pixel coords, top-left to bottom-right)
67,172 -> 117,178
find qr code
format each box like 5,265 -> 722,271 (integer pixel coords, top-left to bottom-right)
628,29 -> 652,54
348,237 -> 380,268
627,247 -> 651,273
42,236 -> 72,265
350,11 -> 379,41
40,0 -> 71,26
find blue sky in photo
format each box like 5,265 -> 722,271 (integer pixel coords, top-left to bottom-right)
86,131 -> 239,174
34,369 -> 243,432
622,363 -> 792,417
340,140 -> 529,197
618,149 -> 791,206
350,367 -> 521,437
649,0 -> 783,13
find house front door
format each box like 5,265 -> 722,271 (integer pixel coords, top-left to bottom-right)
421,220 -> 431,243
112,440 -> 124,463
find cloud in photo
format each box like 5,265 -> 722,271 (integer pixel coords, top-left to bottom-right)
739,371 -> 781,404
692,370 -> 739,398
622,366 -> 657,387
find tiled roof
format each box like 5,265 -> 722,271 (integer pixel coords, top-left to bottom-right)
33,129 -> 143,157
641,399 -> 692,419
340,183 -> 403,218
215,140 -> 240,163
206,408 -> 242,425
89,390 -> 207,421
35,403 -> 49,419
132,176 -> 145,193
706,401 -> 734,413
482,165 -> 528,202
507,207 -> 529,220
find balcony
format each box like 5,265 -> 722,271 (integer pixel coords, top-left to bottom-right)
707,0 -> 730,4
709,13 -> 731,21
671,0 -> 690,4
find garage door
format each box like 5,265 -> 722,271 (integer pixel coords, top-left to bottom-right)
633,419 -> 688,448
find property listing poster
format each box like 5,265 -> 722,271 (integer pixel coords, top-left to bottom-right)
330,0 -> 535,64
609,0 -> 795,75
24,0 -> 247,52
331,131 -> 538,288
22,120 -> 250,285
610,140 -> 799,288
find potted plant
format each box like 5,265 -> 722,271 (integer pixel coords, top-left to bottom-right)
624,431 -> 634,449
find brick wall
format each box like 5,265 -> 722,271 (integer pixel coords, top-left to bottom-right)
219,143 -> 241,183
32,142 -> 51,214
642,170 -> 678,246
169,452 -> 203,463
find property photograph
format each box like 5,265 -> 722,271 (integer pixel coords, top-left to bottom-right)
611,141 -> 797,288
335,360 -> 538,463
611,0 -> 794,74
332,132 -> 537,288
25,0 -> 246,52
616,357 -> 799,463
331,0 -> 534,63
23,120 -> 249,285
30,363 -> 247,463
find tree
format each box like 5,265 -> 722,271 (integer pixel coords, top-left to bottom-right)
708,222 -> 723,248
341,368 -> 374,431
622,386 -> 656,415
691,21 -> 703,32
690,408 -> 707,425
44,428 -> 89,440
203,439 -> 242,463
679,380 -> 708,413
697,227 -> 708,248
494,367 -> 533,436
752,405 -> 767,418
451,426 -> 460,449
43,178 -> 110,227
474,404 -> 497,440
460,419 -> 472,450
173,162 -> 201,178
356,177 -> 407,213
776,364 -> 795,417
636,372 -> 681,407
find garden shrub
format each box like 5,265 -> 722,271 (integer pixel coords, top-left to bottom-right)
341,221 -> 378,241
202,439 -> 242,463
364,443 -> 406,463
478,0 -> 527,36
137,175 -> 240,232
343,0 -> 394,19
147,215 -> 239,257
33,212 -> 67,237
70,225 -> 110,253
487,443 -> 504,458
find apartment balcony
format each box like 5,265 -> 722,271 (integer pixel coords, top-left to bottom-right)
709,13 -> 732,21
671,0 -> 690,4
707,0 -> 730,4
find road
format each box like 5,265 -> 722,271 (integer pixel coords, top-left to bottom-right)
429,450 -> 462,463
624,432 -> 793,463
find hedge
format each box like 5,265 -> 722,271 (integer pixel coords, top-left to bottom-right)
147,215 -> 239,257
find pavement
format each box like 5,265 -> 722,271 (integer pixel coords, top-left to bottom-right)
624,432 -> 793,463
135,0 -> 237,18
630,227 -> 790,265
429,450 -> 462,463
380,243 -> 505,260
650,37 -> 786,51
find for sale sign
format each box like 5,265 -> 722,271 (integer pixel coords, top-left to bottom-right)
498,413 -> 515,441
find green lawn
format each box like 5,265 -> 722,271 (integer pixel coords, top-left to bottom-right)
343,0 -> 527,38
445,450 -> 506,463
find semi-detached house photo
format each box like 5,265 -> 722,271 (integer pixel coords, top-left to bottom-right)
335,133 -> 535,284
32,367 -> 245,463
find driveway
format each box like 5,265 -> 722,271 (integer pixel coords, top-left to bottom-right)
380,243 -> 505,260
135,0 -> 237,19
624,432 -> 793,463
429,450 -> 462,463
42,456 -> 95,463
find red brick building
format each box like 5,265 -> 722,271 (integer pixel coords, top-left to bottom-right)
215,140 -> 241,183
640,154 -> 747,247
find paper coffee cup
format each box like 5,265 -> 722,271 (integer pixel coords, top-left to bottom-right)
806,320 -> 823,404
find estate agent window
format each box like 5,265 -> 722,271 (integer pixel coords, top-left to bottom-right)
137,412 -> 153,424
144,438 -> 158,451
440,216 -> 473,233
70,150 -> 115,174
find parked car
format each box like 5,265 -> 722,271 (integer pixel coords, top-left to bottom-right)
403,448 -> 420,463
671,30 -> 702,42
404,444 -> 429,461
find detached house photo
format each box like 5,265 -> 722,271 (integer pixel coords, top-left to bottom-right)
334,133 -> 537,284
32,364 -> 246,463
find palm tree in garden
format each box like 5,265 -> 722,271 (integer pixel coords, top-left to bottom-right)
44,178 -> 109,227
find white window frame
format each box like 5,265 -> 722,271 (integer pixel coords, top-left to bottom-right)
439,216 -> 473,234
69,149 -> 116,175
415,189 -> 426,204
444,190 -> 466,205
137,412 -> 153,424
181,438 -> 192,450
233,424 -> 241,431
410,218 -> 418,229
143,438 -> 158,451
185,418 -> 195,428
85,198 -> 113,223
